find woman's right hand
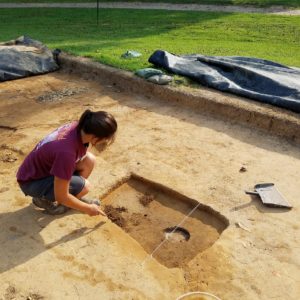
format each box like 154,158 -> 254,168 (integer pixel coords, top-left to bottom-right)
87,204 -> 107,217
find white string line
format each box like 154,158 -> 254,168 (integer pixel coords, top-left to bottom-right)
141,201 -> 201,266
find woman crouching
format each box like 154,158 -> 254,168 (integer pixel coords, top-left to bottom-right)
16,110 -> 117,216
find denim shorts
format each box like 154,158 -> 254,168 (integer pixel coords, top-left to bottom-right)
19,175 -> 85,202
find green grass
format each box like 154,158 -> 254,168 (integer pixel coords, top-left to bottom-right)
0,8 -> 299,71
0,0 -> 299,8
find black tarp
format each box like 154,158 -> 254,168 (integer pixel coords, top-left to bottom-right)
0,36 -> 59,82
149,50 -> 300,113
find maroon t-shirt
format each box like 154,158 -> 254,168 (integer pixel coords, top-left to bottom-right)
17,122 -> 87,183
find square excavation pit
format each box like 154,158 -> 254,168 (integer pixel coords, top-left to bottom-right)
103,174 -> 229,268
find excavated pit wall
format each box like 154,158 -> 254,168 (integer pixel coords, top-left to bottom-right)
59,53 -> 300,144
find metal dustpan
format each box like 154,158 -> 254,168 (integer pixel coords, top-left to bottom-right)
245,183 -> 292,209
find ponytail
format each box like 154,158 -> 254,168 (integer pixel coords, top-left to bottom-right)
78,110 -> 117,140
78,109 -> 93,131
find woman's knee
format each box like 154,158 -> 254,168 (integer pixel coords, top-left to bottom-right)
76,152 -> 96,178
86,152 -> 96,169
84,151 -> 96,164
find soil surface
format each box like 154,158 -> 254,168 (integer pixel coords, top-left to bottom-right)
0,2 -> 299,15
0,70 -> 299,299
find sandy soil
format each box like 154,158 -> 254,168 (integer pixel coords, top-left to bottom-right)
0,2 -> 299,15
0,71 -> 299,300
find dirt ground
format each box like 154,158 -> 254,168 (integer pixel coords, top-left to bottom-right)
0,71 -> 299,300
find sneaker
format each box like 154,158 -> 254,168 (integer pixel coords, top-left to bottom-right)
80,197 -> 101,206
32,197 -> 69,215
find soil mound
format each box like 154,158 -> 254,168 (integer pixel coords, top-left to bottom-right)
104,205 -> 127,227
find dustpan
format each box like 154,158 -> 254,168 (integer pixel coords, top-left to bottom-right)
245,183 -> 292,209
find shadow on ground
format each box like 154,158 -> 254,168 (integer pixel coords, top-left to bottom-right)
0,204 -> 104,273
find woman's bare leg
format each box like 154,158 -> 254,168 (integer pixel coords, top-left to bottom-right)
75,152 -> 96,199
75,152 -> 96,179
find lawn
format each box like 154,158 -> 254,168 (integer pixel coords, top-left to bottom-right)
0,0 -> 299,8
0,8 -> 299,70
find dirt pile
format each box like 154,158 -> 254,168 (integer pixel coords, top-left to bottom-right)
139,193 -> 154,206
104,205 -> 127,227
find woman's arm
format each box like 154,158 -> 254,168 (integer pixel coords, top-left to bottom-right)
54,176 -> 105,216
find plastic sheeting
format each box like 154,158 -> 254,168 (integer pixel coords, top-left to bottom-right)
0,36 -> 59,82
149,50 -> 300,113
